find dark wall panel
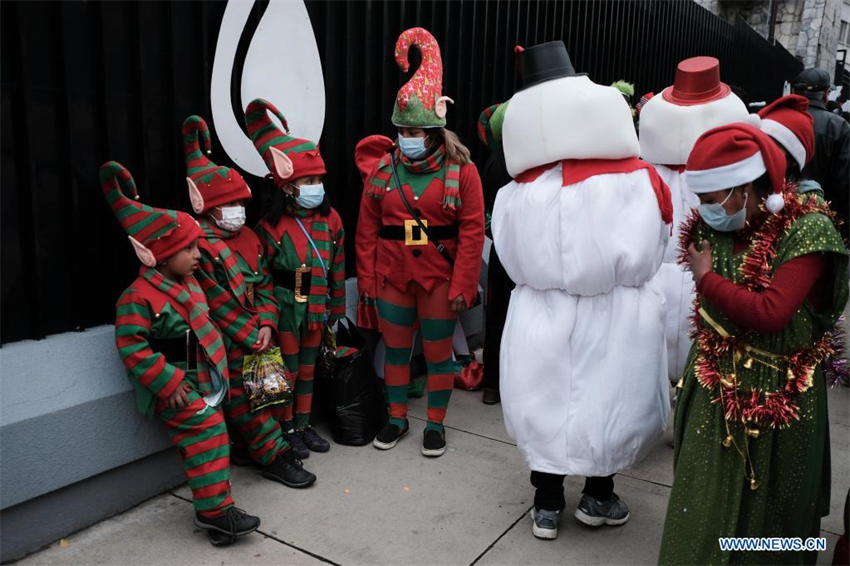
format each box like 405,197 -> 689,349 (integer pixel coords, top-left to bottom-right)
1,0 -> 801,344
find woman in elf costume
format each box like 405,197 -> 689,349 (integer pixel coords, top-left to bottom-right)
181,115 -> 316,488
104,161 -> 261,546
247,98 -> 346,458
355,27 -> 485,457
659,123 -> 848,565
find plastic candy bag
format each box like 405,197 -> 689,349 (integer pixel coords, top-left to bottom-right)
242,347 -> 292,412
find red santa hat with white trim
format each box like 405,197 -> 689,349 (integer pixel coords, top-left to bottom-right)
755,94 -> 814,172
685,122 -> 788,213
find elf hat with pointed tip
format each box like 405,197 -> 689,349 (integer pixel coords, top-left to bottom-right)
685,122 -> 787,213
182,115 -> 251,214
100,160 -> 201,265
391,27 -> 454,128
244,98 -> 325,185
756,94 -> 814,172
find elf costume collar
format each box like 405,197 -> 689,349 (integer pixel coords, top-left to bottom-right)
364,146 -> 462,212
391,27 -> 454,128
137,266 -> 229,408
244,98 -> 325,186
100,161 -> 201,266
182,115 -> 252,215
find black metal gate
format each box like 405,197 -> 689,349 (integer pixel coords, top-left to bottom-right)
1,0 -> 802,344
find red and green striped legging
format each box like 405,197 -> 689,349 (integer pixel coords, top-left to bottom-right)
224,344 -> 289,463
378,280 -> 456,432
155,389 -> 234,517
272,328 -> 323,430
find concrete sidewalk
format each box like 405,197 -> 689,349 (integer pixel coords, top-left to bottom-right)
17,386 -> 848,565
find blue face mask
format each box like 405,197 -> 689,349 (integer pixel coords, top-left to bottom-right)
294,183 -> 325,209
398,135 -> 428,160
698,189 -> 748,232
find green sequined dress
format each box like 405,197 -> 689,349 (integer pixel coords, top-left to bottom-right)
659,207 -> 848,565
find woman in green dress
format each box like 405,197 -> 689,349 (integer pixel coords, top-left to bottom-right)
659,122 -> 848,565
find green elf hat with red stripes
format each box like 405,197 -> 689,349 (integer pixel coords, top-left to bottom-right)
391,27 -> 454,128
100,160 -> 201,267
244,98 -> 326,186
477,102 -> 509,149
182,115 -> 252,214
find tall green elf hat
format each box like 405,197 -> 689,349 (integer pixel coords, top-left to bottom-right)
477,101 -> 509,149
391,27 -> 454,128
100,160 -> 201,267
244,98 -> 326,185
182,115 -> 251,215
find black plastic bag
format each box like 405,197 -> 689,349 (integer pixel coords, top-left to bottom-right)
325,319 -> 388,445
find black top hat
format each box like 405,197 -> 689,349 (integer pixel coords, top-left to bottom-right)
516,41 -> 583,90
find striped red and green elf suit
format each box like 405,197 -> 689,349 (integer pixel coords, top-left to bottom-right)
256,207 -> 346,431
194,218 -> 289,465
355,139 -> 485,433
115,268 -> 234,518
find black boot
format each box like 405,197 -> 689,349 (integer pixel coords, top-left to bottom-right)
262,449 -> 317,488
194,507 -> 260,546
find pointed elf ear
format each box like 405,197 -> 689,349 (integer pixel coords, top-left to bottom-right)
186,177 -> 205,214
128,236 -> 157,267
435,96 -> 454,119
269,146 -> 294,180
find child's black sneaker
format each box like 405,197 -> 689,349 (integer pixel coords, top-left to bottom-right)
194,507 -> 260,546
297,426 -> 330,452
373,421 -> 409,450
421,428 -> 446,457
262,449 -> 317,488
283,429 -> 310,459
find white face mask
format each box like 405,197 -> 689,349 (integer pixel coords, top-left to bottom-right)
294,183 -> 325,209
213,205 -> 246,231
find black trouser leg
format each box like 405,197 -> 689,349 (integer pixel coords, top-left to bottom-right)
482,246 -> 515,390
582,475 -> 615,501
531,471 -> 566,511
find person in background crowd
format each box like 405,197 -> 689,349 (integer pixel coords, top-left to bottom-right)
793,68 -> 850,239
180,115 -> 315,489
355,27 -> 484,458
248,99 -> 346,460
755,94 -> 821,196
640,56 -> 749,387
493,41 -> 672,541
102,161 -> 261,546
476,101 -> 513,406
659,123 -> 848,565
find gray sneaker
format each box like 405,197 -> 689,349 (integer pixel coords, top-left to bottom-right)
530,507 -> 562,540
574,493 -> 630,527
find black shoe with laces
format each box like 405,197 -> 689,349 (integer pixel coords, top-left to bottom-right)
283,429 -> 310,459
262,449 -> 317,488
422,428 -> 447,457
297,426 -> 330,453
373,421 -> 409,450
194,507 -> 260,546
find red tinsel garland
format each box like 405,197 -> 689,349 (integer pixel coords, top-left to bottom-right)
677,186 -> 843,428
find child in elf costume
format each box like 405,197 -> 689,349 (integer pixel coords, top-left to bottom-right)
104,160 -> 260,546
355,27 -> 485,457
247,99 -> 346,458
181,115 -> 316,488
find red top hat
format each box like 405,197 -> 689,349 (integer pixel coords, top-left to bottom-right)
662,57 -> 731,106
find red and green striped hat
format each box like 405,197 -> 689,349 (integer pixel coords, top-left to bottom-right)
477,102 -> 508,149
182,115 -> 251,214
391,27 -> 454,128
244,98 -> 325,185
100,161 -> 201,264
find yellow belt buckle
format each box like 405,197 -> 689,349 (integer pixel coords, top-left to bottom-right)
404,219 -> 428,246
294,265 -> 310,303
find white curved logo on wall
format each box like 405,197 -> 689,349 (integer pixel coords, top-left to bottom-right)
211,0 -> 325,177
